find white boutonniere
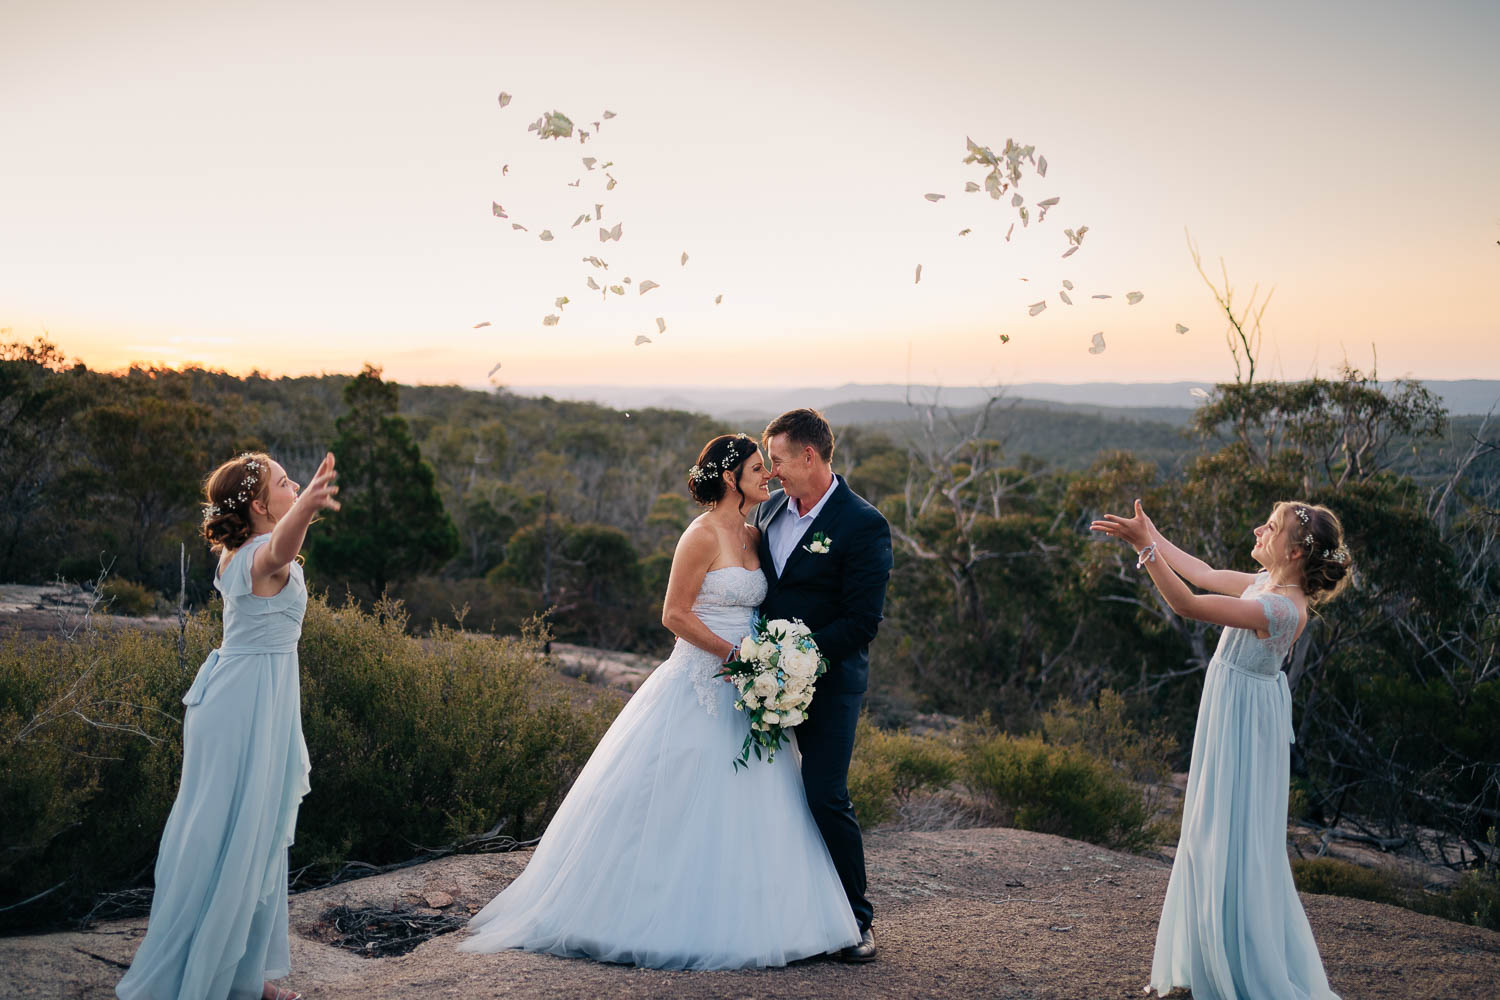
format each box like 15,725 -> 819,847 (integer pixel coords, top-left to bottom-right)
802,532 -> 832,555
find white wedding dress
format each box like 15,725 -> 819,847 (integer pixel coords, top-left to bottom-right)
460,565 -> 860,969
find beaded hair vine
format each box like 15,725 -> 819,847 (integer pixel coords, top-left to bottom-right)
204,455 -> 263,518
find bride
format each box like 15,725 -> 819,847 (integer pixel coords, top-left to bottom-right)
459,433 -> 861,969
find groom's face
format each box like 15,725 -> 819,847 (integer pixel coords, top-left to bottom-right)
765,433 -> 813,500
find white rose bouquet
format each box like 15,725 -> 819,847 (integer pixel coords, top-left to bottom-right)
718,615 -> 829,770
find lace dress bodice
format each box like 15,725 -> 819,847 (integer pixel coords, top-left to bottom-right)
665,566 -> 767,717
1210,571 -> 1301,678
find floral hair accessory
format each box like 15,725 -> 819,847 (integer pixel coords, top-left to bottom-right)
204,454 -> 264,518
689,438 -> 748,483
1322,545 -> 1350,565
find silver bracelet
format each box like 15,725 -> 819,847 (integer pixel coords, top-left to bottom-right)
1136,542 -> 1158,569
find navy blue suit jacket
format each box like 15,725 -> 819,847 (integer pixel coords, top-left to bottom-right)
754,477 -> 893,694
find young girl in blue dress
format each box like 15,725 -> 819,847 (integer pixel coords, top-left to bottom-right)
1092,499 -> 1351,1000
117,452 -> 339,1000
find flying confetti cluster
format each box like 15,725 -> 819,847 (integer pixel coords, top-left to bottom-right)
477,93 -> 723,368
912,136 -> 1189,354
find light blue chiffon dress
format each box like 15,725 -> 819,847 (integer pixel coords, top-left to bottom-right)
460,565 -> 860,969
1149,571 -> 1339,1000
118,533 -> 311,1000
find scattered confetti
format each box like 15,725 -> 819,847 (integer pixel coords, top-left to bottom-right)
1127,291 -> 1144,305
586,277 -> 600,290
1059,291 -> 1073,305
622,276 -> 631,283
680,251 -> 689,266
1092,294 -> 1111,299
1088,331 -> 1106,354
965,181 -> 980,193
1028,301 -> 1047,316
915,264 -> 923,284
634,334 -> 651,345
1062,280 -> 1074,290
999,334 -> 1011,343
1190,387 -> 1210,399
1005,223 -> 1015,242
599,223 -> 623,243
491,202 -> 507,218
473,321 -> 491,329
497,92 -> 512,108
958,228 -> 972,236
606,173 -> 617,190
1037,155 -> 1048,177
571,214 -> 589,228
715,294 -> 723,304
924,193 -> 946,202
568,179 -> 580,187
638,279 -> 660,294
538,230 -> 554,241
582,256 -> 608,269
582,157 -> 597,170
609,284 -> 624,295
542,314 -> 560,326
1061,246 -> 1078,258
595,203 -> 604,220
603,110 -> 617,119
487,362 -> 502,377
1011,192 -> 1023,207
656,317 -> 666,334
1175,323 -> 1189,334
555,296 -> 569,309
536,111 -> 574,140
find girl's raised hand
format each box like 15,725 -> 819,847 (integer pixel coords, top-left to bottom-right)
1089,499 -> 1151,549
302,453 -> 341,512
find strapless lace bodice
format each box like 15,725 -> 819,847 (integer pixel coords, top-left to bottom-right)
662,566 -> 767,717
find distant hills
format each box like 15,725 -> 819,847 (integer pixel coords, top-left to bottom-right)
498,380 -> 1500,423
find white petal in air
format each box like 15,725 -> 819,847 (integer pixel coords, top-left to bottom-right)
568,179 -> 580,187
582,157 -> 597,170
638,280 -> 660,294
634,335 -> 651,346
543,314 -> 560,326
715,294 -> 723,305
582,255 -> 608,268
1037,155 -> 1048,177
958,228 -> 971,236
1127,292 -> 1144,305
680,251 -> 689,266
622,276 -> 631,283
1062,280 -> 1074,290
915,264 -> 923,284
473,321 -> 491,329
1059,291 -> 1073,305
656,317 -> 666,334
610,285 -> 625,295
1190,387 -> 1210,399
1092,294 -> 1111,299
510,223 -> 527,231
1088,332 -> 1106,354
1028,301 -> 1047,316
491,202 -> 507,218
1061,246 -> 1079,258
606,173 -> 617,190
924,193 -> 946,202
586,277 -> 600,290
497,92 -> 512,108
539,111 -> 574,140
603,110 -> 617,119
1011,193 -> 1023,207
1005,223 -> 1014,242
555,296 -> 569,309
999,334 -> 1011,343
595,203 -> 604,221
599,223 -> 623,243
487,362 -> 502,378
965,181 -> 980,192
538,230 -> 554,241
1175,323 -> 1189,334
572,214 -> 589,228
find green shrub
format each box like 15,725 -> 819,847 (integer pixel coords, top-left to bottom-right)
99,578 -> 160,617
1293,852 -> 1500,932
962,730 -> 1156,852
0,593 -> 618,932
846,716 -> 965,829
1040,689 -> 1176,785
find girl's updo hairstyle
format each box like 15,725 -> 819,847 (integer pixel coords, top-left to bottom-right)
687,434 -> 759,509
1278,501 -> 1353,605
202,452 -> 273,554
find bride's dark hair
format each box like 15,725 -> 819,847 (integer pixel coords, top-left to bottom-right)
687,434 -> 759,510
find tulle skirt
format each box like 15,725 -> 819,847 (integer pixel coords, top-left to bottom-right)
1149,656 -> 1339,1000
460,640 -> 860,969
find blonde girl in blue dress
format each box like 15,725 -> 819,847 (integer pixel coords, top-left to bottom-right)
1091,499 -> 1351,1000
117,452 -> 339,1000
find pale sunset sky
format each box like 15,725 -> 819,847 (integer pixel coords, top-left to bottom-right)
2,0 -> 1496,389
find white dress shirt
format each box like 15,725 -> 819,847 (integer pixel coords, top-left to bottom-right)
767,475 -> 840,576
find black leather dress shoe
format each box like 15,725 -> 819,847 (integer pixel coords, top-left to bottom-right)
840,927 -> 876,963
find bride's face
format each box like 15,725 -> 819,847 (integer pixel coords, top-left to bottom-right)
733,452 -> 772,505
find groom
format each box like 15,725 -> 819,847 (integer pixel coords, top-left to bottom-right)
756,408 -> 893,963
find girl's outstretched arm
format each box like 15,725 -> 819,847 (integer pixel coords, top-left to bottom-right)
1093,500 -> 1258,597
1092,502 -> 1270,632
253,452 -> 340,587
